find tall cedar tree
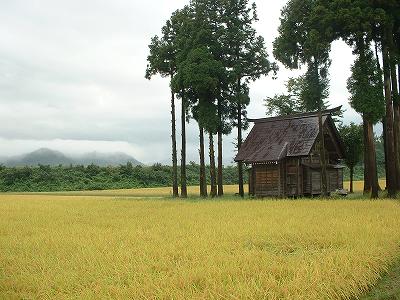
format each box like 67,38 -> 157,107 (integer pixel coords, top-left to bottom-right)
174,46 -> 224,197
173,0 -> 231,198
338,123 -> 363,193
312,0 -> 399,196
170,7 -> 193,198
223,0 -> 275,197
382,22 -> 397,197
347,44 -> 385,198
372,5 -> 398,195
145,18 -> 180,198
374,41 -> 389,188
388,12 -> 400,191
274,0 -> 331,196
195,0 -> 231,197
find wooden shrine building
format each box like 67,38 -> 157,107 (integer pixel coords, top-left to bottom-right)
235,108 -> 345,197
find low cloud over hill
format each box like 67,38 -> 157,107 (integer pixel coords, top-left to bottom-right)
1,148 -> 142,167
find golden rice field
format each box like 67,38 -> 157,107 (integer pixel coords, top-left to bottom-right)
22,179 -> 385,198
1,185 -> 400,299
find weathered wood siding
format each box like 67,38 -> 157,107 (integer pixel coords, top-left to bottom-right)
311,171 -> 321,194
303,168 -> 343,195
248,168 -> 254,196
253,164 -> 280,197
338,169 -> 343,189
303,167 -> 312,195
249,160 -> 344,198
285,158 -> 303,196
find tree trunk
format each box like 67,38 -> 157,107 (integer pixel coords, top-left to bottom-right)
373,41 -> 384,192
170,88 -> 179,198
375,140 -> 382,192
388,30 -> 400,191
382,29 -> 397,198
217,97 -> 224,196
237,78 -> 244,198
350,166 -> 354,194
392,94 -> 400,192
180,94 -> 187,198
382,119 -> 388,189
209,132 -> 217,198
366,120 -> 379,198
363,117 -> 371,194
318,110 -> 328,197
375,42 -> 387,190
199,126 -> 207,198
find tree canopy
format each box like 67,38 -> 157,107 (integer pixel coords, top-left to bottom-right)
347,48 -> 385,124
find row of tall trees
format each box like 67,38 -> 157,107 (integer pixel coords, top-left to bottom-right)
146,0 -> 276,198
147,0 -> 399,199
271,0 -> 399,198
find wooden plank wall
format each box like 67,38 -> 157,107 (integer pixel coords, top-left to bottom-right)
250,162 -> 344,197
254,164 -> 280,197
285,158 -> 303,196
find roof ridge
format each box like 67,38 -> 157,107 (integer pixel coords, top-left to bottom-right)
248,106 -> 342,124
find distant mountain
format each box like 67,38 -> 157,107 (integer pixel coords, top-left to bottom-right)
5,148 -> 72,166
1,148 -> 142,167
75,151 -> 142,167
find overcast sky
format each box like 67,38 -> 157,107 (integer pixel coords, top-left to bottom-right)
0,0 -> 360,164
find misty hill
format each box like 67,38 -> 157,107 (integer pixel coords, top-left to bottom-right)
2,148 -> 142,167
75,151 -> 142,166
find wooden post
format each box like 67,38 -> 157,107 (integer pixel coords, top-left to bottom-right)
318,110 -> 328,197
278,162 -> 281,197
282,160 -> 287,197
296,158 -> 300,197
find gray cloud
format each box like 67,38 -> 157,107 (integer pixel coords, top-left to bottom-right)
0,0 -> 361,164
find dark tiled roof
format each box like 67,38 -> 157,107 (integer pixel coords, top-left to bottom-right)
235,114 -> 329,163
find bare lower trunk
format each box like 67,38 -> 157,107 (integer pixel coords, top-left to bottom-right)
388,30 -> 400,191
199,126 -> 207,198
363,117 -> 371,194
393,106 -> 400,190
209,133 -> 217,198
350,166 -> 354,194
382,119 -> 388,189
390,60 -> 400,191
375,145 -> 382,192
398,60 -> 400,191
382,30 -> 397,198
374,41 -> 385,192
171,88 -> 179,198
318,110 -> 328,197
217,130 -> 224,196
237,79 -> 244,198
366,119 -> 379,198
217,97 -> 224,197
180,95 -> 187,198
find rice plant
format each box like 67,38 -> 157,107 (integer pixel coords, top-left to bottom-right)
0,194 -> 399,299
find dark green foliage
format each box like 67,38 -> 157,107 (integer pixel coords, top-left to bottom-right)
273,0 -> 331,69
300,61 -> 330,112
265,94 -> 299,117
339,123 -> 364,193
174,46 -> 224,133
0,164 -> 247,193
339,123 -> 364,169
265,77 -> 301,116
265,72 -> 330,117
342,136 -> 386,181
347,48 -> 385,124
273,0 -> 331,115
